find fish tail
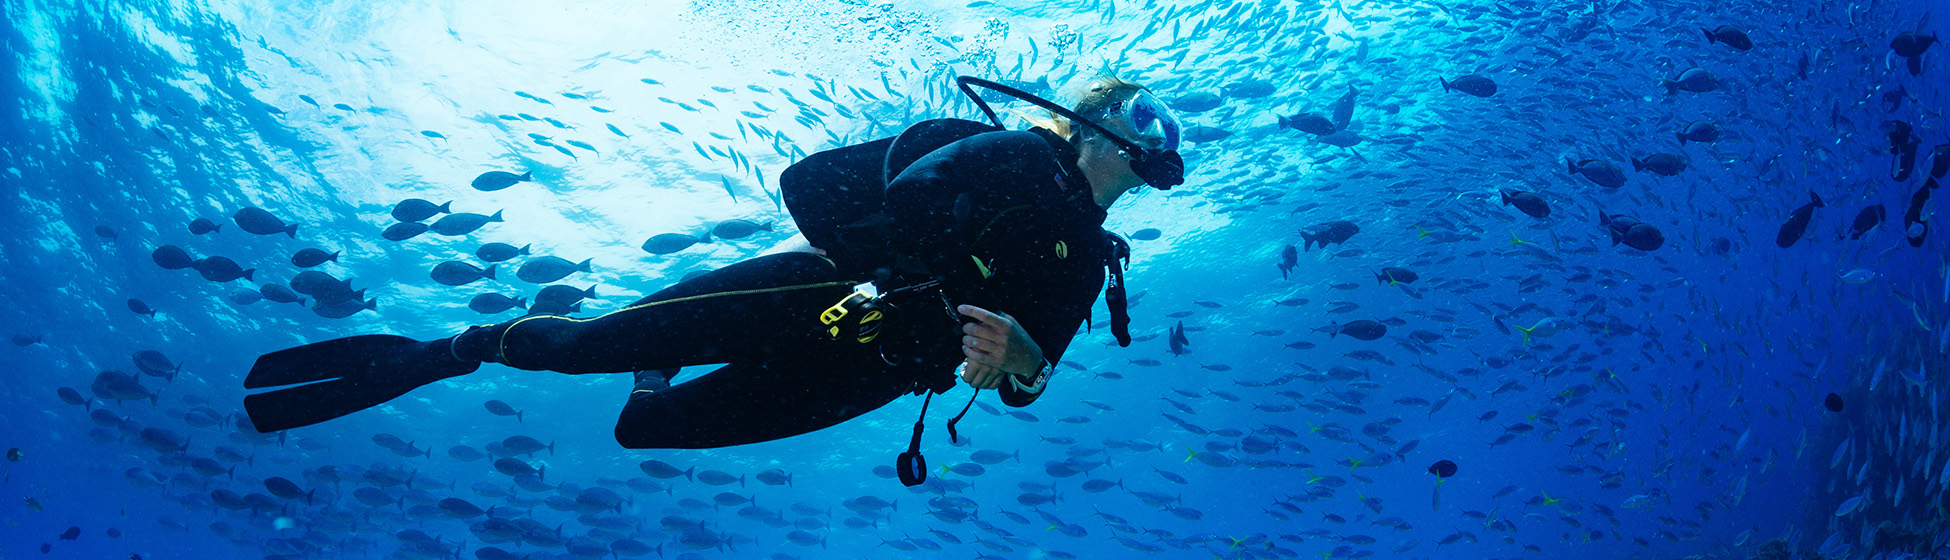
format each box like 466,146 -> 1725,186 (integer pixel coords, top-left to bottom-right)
577,258 -> 593,273
1438,76 -> 1450,93
1566,158 -> 1577,175
1515,325 -> 1533,346
1702,28 -> 1715,43
438,201 -> 452,213
285,223 -> 300,238
482,264 -> 497,281
1811,191 -> 1824,207
1663,80 -> 1677,95
1631,157 -> 1644,171
1301,231 -> 1317,251
242,269 -> 256,282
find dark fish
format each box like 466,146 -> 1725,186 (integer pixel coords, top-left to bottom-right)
471,171 -> 533,192
430,210 -> 505,236
484,400 -> 523,421
131,350 -> 180,381
1710,237 -> 1733,256
232,207 -> 299,238
1428,460 -> 1457,478
1702,26 -> 1752,50
94,225 -> 117,240
188,218 -> 222,235
1891,32 -> 1938,75
311,297 -> 376,319
6,448 -> 19,462
14,334 -> 45,347
1183,126 -> 1233,143
1438,74 -> 1496,97
535,284 -> 596,306
1662,68 -> 1719,94
1500,190 -> 1550,218
1904,180 -> 1933,247
516,257 -> 592,283
258,283 -> 305,305
1599,211 -> 1665,251
1169,92 -> 1223,113
642,233 -> 711,255
1324,320 -> 1387,341
1631,153 -> 1689,176
1775,191 -> 1823,248
1376,267 -> 1418,285
1222,79 -> 1275,99
1676,121 -> 1720,145
1330,85 -> 1358,130
1278,245 -> 1298,279
1300,221 -> 1360,251
1928,143 -> 1949,179
151,245 -> 196,270
1130,228 -> 1162,241
382,222 -> 429,241
1882,86 -> 1909,112
1824,393 -> 1844,412
1568,159 -> 1626,188
468,293 -> 526,314
390,199 -> 452,222
431,261 -> 496,286
290,248 -> 339,268
60,526 -> 80,540
711,219 -> 774,240
1278,113 -> 1337,136
1850,205 -> 1885,240
1316,130 -> 1362,148
193,256 -> 254,282
1886,121 -> 1921,181
476,243 -> 531,263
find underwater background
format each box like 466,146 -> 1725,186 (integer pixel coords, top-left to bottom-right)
2,0 -> 1946,558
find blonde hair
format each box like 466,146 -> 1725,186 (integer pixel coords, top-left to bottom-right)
1005,73 -> 1148,141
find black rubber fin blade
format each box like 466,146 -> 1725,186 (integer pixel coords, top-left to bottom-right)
244,372 -> 420,433
244,334 -> 417,389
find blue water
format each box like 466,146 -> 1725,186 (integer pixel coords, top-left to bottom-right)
3,0 -> 1945,558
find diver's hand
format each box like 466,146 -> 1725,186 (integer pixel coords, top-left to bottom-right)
958,305 -> 1042,390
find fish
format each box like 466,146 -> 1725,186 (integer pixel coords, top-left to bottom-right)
151,245 -> 196,270
515,257 -> 592,284
1439,74 -> 1497,97
232,207 -> 300,237
1568,158 -> 1627,188
475,243 -> 532,263
473,172 -> 529,192
1702,26 -> 1753,50
192,256 -> 255,283
1500,190 -> 1550,218
1775,191 -> 1823,248
1676,121 -> 1721,145
187,217 -> 222,235
1278,245 -> 1298,279
1662,68 -> 1719,94
468,293 -> 526,314
1890,32 -> 1938,75
429,210 -> 505,236
390,199 -> 452,222
1321,320 -> 1387,341
290,248 -> 339,268
642,233 -> 711,255
1300,221 -> 1360,251
1631,153 -> 1689,176
430,261 -> 496,286
1130,228 -> 1161,241
1169,92 -> 1222,113
711,219 -> 773,240
1599,211 -> 1664,251
1376,267 -> 1418,285
1849,205 -> 1885,239
483,400 -> 523,422
1278,113 -> 1337,136
382,222 -> 429,241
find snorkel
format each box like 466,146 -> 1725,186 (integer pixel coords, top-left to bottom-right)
956,77 -> 1186,189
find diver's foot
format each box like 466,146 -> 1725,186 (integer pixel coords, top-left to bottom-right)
390,337 -> 480,383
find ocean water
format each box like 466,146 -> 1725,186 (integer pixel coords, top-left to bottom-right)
2,0 -> 1945,558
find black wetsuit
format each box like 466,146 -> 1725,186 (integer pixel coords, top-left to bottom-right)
463,126 -> 1120,449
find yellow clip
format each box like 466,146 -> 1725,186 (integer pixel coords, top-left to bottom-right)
971,255 -> 992,278
1054,241 -> 1069,259
820,290 -> 870,326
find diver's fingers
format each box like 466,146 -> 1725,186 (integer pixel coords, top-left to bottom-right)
962,320 -> 1009,342
962,342 -> 1001,364
957,305 -> 1007,328
960,361 -> 1003,389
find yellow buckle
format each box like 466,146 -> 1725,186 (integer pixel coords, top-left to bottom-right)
821,290 -> 872,327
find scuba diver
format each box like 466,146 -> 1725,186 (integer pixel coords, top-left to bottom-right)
242,75 -> 1185,484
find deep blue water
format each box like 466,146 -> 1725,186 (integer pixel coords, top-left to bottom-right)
2,0 -> 1946,559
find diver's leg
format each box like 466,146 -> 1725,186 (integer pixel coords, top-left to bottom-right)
612,355 -> 916,449
451,252 -> 858,374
